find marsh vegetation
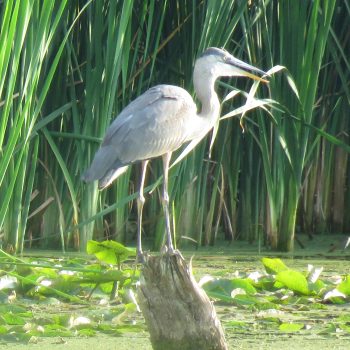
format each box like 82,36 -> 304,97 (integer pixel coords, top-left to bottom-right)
0,1 -> 349,348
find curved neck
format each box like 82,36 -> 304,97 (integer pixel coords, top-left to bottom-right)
193,68 -> 220,124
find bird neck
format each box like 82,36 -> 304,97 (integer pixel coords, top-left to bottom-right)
193,71 -> 220,125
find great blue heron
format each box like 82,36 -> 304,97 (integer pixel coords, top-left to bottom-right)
82,47 -> 267,257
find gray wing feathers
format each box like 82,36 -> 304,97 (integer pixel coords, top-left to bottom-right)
82,85 -> 196,185
102,86 -> 166,144
81,145 -> 122,182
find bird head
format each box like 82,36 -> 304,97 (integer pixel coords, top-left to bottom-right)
195,47 -> 268,83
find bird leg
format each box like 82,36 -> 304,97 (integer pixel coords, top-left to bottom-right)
137,160 -> 149,261
162,152 -> 174,252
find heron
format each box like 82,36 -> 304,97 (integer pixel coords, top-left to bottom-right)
82,47 -> 267,258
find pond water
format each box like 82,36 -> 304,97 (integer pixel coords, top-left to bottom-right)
3,234 -> 350,349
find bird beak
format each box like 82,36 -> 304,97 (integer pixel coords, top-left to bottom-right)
227,56 -> 269,83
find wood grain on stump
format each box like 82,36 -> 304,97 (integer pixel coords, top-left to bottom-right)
137,252 -> 228,350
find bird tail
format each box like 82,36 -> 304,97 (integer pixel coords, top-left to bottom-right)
97,166 -> 129,190
81,145 -> 129,189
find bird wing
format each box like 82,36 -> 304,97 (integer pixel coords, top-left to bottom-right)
82,85 -> 197,182
103,85 -> 197,163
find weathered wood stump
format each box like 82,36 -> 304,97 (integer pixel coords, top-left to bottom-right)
137,251 -> 228,350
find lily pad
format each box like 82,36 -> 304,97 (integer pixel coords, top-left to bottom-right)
87,240 -> 136,265
275,269 -> 309,295
279,322 -> 304,332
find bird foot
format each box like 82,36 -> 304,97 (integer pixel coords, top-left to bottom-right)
136,250 -> 147,264
161,244 -> 183,259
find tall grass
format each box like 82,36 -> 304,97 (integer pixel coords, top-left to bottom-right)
0,1 -> 69,252
0,0 -> 348,254
243,0 -> 338,250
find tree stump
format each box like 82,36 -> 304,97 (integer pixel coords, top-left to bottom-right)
137,251 -> 228,350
